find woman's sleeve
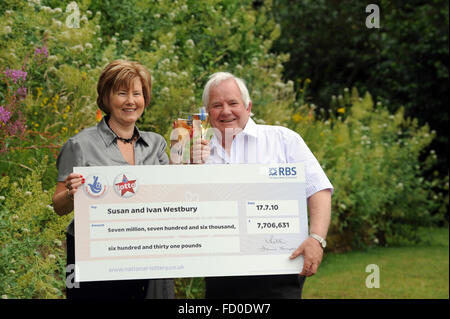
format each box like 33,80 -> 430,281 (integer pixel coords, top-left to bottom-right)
56,139 -> 83,182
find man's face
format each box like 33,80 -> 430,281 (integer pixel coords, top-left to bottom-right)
207,78 -> 251,139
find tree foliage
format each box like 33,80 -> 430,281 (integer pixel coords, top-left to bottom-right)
272,0 -> 449,176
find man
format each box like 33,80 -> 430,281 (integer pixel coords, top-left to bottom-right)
202,72 -> 333,299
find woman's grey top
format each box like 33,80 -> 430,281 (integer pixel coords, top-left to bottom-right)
56,116 -> 169,236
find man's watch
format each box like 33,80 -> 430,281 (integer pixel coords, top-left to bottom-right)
310,233 -> 327,248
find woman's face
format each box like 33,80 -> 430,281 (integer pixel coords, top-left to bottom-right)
108,77 -> 145,126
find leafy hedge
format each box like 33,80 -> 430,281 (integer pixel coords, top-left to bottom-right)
0,0 -> 293,299
0,157 -> 72,298
290,87 -> 447,251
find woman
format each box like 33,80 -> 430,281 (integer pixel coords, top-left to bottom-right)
52,60 -> 173,299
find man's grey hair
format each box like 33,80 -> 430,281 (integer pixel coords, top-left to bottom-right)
202,72 -> 251,109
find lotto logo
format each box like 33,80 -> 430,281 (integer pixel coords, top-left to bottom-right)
113,173 -> 138,198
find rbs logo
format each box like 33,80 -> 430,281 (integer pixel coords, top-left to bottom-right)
269,166 -> 297,177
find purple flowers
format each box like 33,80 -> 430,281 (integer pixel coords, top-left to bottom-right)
16,86 -> 27,99
0,106 -> 11,124
4,68 -> 27,84
34,46 -> 48,59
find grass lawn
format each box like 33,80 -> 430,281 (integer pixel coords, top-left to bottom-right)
302,227 -> 449,299
174,227 -> 449,299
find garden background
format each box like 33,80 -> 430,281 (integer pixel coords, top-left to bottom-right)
0,0 -> 448,299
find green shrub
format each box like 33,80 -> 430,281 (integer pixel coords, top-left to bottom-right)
1,0 -> 294,299
1,0 -> 293,183
0,157 -> 72,298
291,88 -> 447,251
86,0 -> 293,137
1,1 -> 102,189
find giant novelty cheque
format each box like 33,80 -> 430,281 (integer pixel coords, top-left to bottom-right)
74,163 -> 308,282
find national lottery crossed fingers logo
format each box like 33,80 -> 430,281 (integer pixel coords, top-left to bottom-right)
83,174 -> 108,198
83,172 -> 139,198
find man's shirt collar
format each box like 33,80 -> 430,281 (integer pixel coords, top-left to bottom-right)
209,117 -> 258,162
241,117 -> 258,138
210,116 -> 258,146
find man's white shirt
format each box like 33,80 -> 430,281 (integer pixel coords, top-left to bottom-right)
206,117 -> 334,198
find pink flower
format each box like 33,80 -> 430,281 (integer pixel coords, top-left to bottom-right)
16,86 -> 27,99
0,106 -> 11,124
4,68 -> 27,83
34,46 -> 48,59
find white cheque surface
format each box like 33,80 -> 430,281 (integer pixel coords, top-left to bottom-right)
74,163 -> 308,282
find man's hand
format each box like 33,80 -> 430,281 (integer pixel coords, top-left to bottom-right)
191,119 -> 210,164
191,138 -> 210,164
289,237 -> 324,276
289,189 -> 331,276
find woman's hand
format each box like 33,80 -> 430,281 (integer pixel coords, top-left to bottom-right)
52,173 -> 85,216
64,173 -> 85,198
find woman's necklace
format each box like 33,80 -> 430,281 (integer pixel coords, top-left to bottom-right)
115,130 -> 138,144
106,118 -> 139,144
